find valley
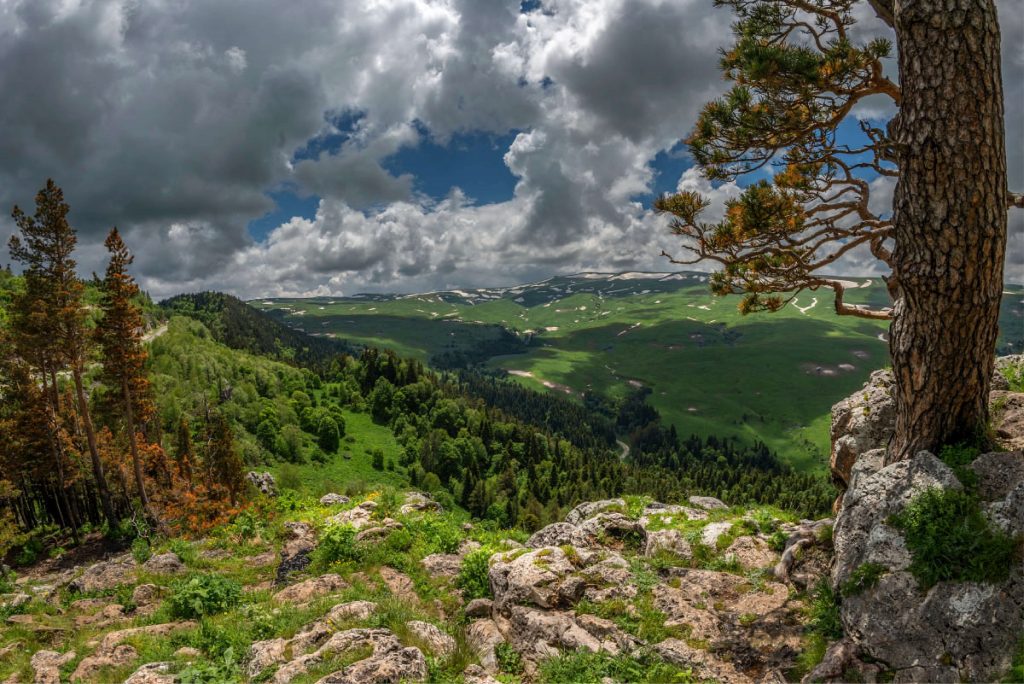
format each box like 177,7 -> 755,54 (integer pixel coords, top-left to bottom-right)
253,273 -> 1024,471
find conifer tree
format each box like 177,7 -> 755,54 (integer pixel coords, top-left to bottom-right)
95,227 -> 154,518
656,0 -> 1018,459
206,412 -> 245,506
8,180 -> 117,525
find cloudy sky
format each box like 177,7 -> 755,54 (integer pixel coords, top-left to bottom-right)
0,0 -> 1021,299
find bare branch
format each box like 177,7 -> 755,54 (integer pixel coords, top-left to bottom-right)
865,0 -> 895,28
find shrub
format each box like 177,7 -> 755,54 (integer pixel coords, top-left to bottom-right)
891,488 -> 1017,589
807,579 -> 842,641
277,463 -> 303,493
314,524 -> 361,566
840,562 -> 887,598
495,642 -> 524,675
456,549 -> 492,600
131,537 -> 152,564
168,574 -> 242,619
938,443 -> 980,489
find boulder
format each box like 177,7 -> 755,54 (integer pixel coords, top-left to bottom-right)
564,499 -> 625,525
325,600 -> 377,624
378,567 -> 418,603
31,650 -> 76,684
503,605 -> 602,658
421,553 -> 462,577
70,644 -> 137,682
320,493 -> 351,506
489,547 -> 578,611
68,557 -> 135,593
354,519 -> 403,543
639,502 -> 707,528
95,621 -> 198,652
405,620 -> 456,656
724,536 -> 776,569
688,495 -> 728,510
643,529 -> 692,559
273,628 -> 405,683
970,449 -> 1024,501
578,512 -> 646,545
525,522 -> 590,548
246,471 -> 278,496
328,501 -> 377,530
122,662 -> 176,684
319,645 -> 428,683
655,638 -> 754,684
273,574 -> 348,604
399,492 -> 443,515
465,598 -> 493,618
462,664 -> 502,684
832,450 -> 1024,681
142,552 -> 186,575
130,583 -> 162,607
0,593 -> 30,611
466,619 -> 506,673
829,369 -> 896,489
651,584 -> 721,641
700,521 -> 733,547
245,638 -> 289,678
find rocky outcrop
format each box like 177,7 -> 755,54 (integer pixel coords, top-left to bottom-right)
273,573 -> 348,604
405,620 -> 456,656
525,522 -> 590,548
246,471 -> 278,496
829,449 -> 1024,682
489,547 -> 581,611
67,557 -> 135,593
829,369 -> 896,490
643,529 -> 692,559
564,499 -> 625,525
328,500 -> 377,529
320,493 -> 351,506
400,492 -> 443,515
141,552 -> 186,575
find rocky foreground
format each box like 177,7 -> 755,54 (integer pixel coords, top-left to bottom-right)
0,485 -> 835,683
2,357 -> 1022,683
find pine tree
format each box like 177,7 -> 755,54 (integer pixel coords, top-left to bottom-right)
206,412 -> 245,506
8,180 -> 117,526
95,227 -> 155,518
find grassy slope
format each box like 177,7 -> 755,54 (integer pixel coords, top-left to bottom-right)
252,275 -> 1024,472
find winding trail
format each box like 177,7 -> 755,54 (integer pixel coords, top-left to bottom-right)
616,439 -> 630,461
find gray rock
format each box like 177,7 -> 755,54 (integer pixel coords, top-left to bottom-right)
465,598 -> 493,618
421,553 -> 462,577
68,557 -> 135,593
142,552 -> 186,575
564,499 -> 625,525
687,495 -> 728,510
643,529 -> 692,559
700,521 -> 733,547
405,620 -> 456,656
578,512 -> 646,545
991,393 -> 1024,451
830,370 -> 896,490
466,619 -> 505,673
319,493 -> 350,506
399,492 -> 443,515
246,471 -> 277,496
526,522 -> 590,548
969,450 -> 1024,500
123,662 -> 175,684
489,547 -> 578,611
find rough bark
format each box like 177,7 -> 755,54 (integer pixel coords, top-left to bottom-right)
888,0 -> 1007,461
72,365 -> 119,526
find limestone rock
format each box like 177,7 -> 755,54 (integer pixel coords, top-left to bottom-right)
122,662 -> 175,684
578,512 -> 646,545
688,495 -> 728,510
246,471 -> 278,496
325,600 -> 377,623
399,492 -> 443,515
643,529 -> 691,559
421,553 -> 462,577
96,621 -> 198,652
319,493 -> 350,506
378,567 -> 417,602
829,369 -> 896,489
273,574 -> 348,604
465,598 -> 493,618
505,605 -> 601,658
832,452 -> 960,585
130,583 -> 162,607
700,521 -> 733,547
328,501 -> 377,529
489,547 -> 578,611
142,552 -> 186,575
174,646 -> 201,659
70,644 -> 137,682
724,536 -> 776,569
655,638 -> 754,684
246,638 -> 289,678
969,449 -> 1024,501
354,519 -> 403,543
405,620 -> 456,656
525,522 -> 590,548
317,644 -> 428,683
651,584 -> 721,641
466,619 -> 505,673
564,499 -> 625,525
462,664 -> 502,684
68,557 -> 135,593
31,650 -> 76,684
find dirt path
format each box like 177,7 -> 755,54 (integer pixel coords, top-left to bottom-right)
143,323 -> 168,342
616,439 -> 630,461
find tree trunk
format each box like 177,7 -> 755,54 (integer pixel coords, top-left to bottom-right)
72,365 -> 119,526
888,0 -> 1007,461
122,379 -> 152,511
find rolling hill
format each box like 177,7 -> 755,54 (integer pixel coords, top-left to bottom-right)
251,272 -> 1024,471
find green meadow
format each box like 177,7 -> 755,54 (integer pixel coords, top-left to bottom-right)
252,273 -> 1024,472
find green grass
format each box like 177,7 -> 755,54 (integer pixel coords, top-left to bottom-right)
268,410 -> 408,497
891,488 -> 1018,589
538,649 -> 695,683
